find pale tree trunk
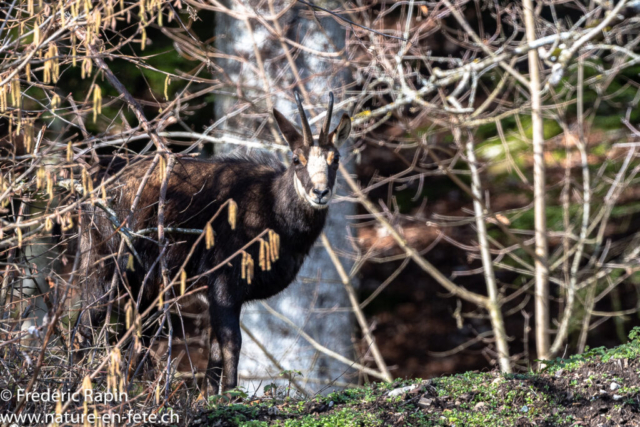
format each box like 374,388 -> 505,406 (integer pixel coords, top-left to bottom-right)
523,0 -> 550,361
463,130 -> 512,373
14,204 -> 56,342
214,1 -> 358,394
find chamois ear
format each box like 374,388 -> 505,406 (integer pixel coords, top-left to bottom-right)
330,113 -> 352,147
273,108 -> 304,150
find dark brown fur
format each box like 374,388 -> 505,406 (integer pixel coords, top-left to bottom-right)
75,94 -> 351,392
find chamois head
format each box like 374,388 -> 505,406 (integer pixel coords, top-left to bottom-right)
273,91 -> 351,209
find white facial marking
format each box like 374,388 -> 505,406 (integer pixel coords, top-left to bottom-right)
294,173 -> 308,201
293,146 -> 333,210
307,147 -> 328,189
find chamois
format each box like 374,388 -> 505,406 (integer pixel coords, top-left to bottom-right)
76,91 -> 351,392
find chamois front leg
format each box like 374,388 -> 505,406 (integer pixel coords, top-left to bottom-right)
208,275 -> 243,392
206,333 -> 223,394
209,305 -> 242,391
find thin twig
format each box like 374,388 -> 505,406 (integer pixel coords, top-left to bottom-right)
297,0 -> 407,41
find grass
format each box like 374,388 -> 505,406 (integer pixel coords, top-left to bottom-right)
196,327 -> 640,426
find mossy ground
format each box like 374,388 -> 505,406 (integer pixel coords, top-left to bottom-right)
194,329 -> 640,426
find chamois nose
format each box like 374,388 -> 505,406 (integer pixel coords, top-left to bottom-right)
313,188 -> 330,200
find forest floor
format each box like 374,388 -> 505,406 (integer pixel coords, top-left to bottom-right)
195,329 -> 640,426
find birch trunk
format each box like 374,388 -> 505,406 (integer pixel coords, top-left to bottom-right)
214,0 -> 358,394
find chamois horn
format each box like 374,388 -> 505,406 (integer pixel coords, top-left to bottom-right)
320,91 -> 334,146
294,91 -> 313,146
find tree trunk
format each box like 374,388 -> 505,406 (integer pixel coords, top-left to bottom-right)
523,0 -> 550,361
214,0 -> 358,394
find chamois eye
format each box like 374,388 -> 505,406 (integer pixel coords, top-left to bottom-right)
292,155 -> 300,164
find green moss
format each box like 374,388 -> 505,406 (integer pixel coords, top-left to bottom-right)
543,327 -> 640,374
199,329 -> 640,426
593,115 -> 624,130
270,408 -> 385,427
